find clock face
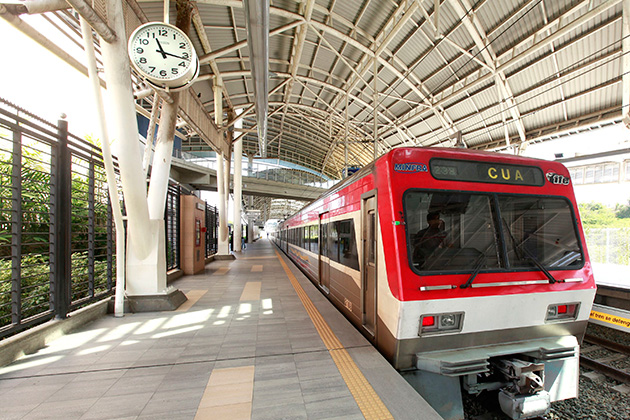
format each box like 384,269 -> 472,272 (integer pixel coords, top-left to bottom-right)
128,22 -> 199,89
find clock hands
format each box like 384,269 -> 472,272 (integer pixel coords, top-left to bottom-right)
160,51 -> 191,61
155,38 -> 167,59
154,38 -> 190,61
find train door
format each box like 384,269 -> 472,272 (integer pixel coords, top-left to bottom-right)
319,212 -> 330,293
361,194 -> 377,339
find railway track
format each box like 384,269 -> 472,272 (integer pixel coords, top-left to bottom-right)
580,334 -> 630,384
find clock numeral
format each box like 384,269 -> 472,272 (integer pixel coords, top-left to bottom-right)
171,68 -> 179,75
136,47 -> 144,54
182,52 -> 189,59
140,38 -> 149,45
158,29 -> 167,36
179,61 -> 186,67
139,57 -> 147,64
149,66 -> 156,73
160,70 -> 167,76
179,42 -> 186,49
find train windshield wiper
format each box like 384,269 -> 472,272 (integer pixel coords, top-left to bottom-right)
460,253 -> 486,289
502,218 -> 557,284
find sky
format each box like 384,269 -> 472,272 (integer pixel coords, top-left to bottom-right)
0,16 -> 101,140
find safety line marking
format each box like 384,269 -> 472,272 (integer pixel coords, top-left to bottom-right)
240,282 -> 262,301
275,250 -> 393,420
176,289 -> 208,312
590,310 -> 630,330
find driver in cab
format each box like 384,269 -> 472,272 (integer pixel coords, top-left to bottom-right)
412,212 -> 448,267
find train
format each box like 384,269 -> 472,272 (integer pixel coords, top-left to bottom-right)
270,147 -> 596,420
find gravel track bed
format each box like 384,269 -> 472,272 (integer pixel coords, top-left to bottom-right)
463,324 -> 630,419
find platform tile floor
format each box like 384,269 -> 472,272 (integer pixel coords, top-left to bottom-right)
0,239 -> 440,420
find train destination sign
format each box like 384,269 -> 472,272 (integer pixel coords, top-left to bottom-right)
430,158 -> 545,186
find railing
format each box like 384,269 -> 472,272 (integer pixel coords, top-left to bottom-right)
165,183 -> 181,271
0,98 -> 117,338
585,227 -> 630,266
206,203 -> 218,257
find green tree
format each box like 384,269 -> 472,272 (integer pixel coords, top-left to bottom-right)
616,199 -> 630,219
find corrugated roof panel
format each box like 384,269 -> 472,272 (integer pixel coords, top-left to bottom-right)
354,0 -> 395,41
107,0 -> 627,176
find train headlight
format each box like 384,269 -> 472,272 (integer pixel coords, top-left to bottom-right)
545,303 -> 579,322
419,312 -> 464,335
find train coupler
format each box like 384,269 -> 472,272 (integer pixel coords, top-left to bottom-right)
498,388 -> 550,420
494,358 -> 550,419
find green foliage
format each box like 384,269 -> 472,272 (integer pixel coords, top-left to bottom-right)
578,202 -> 630,228
0,138 -> 115,328
0,253 -> 113,326
616,199 -> 630,219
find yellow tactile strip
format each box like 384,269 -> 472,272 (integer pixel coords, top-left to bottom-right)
240,281 -> 262,301
195,366 -> 254,420
275,250 -> 394,420
251,264 -> 263,272
176,290 -> 208,312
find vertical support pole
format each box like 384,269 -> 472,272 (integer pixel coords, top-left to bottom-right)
81,17 -> 126,314
147,92 -> 180,220
101,0 -> 152,259
142,97 -> 161,179
106,195 -> 113,291
214,79 -> 229,255
234,138 -> 243,252
88,161 -> 95,297
163,0 -> 170,24
11,128 -> 22,326
623,0 -> 630,124
53,118 -> 72,319
344,92 -> 349,178
373,58 -> 378,161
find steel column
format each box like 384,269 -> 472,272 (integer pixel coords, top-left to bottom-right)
11,127 -> 22,326
52,118 -> 72,319
88,161 -> 95,297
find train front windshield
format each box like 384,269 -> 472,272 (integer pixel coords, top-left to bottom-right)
404,191 -> 584,273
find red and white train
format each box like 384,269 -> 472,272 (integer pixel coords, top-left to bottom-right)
271,147 -> 595,420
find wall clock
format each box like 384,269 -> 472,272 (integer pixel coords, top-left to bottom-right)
128,22 -> 199,91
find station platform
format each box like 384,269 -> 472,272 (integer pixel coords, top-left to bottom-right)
0,239 -> 441,420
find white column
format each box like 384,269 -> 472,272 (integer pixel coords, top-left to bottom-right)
214,80 -> 230,255
100,0 -> 168,297
147,93 -> 180,220
216,152 -> 229,254
233,139 -> 243,251
80,17 -> 125,315
100,0 -> 151,259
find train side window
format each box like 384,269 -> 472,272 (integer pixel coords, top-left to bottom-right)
368,212 -> 376,264
303,226 -> 310,251
338,220 -> 360,270
320,223 -> 327,256
312,225 -> 319,254
328,222 -> 338,262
